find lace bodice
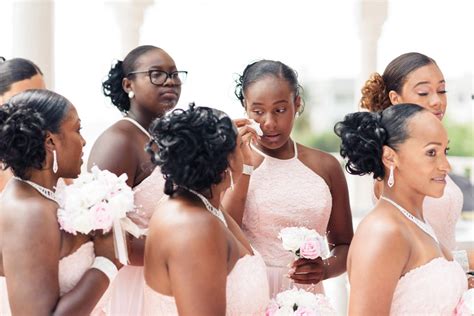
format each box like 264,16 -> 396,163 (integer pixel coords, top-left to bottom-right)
143,252 -> 270,315
1,241 -> 94,313
127,167 -> 166,229
242,143 -> 332,295
390,257 -> 467,315
424,175 -> 463,250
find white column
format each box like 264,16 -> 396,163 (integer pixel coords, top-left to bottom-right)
12,1 -> 55,89
107,0 -> 153,58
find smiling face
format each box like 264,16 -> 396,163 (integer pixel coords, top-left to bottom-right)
124,48 -> 182,118
390,63 -> 447,120
392,111 -> 451,198
244,76 -> 300,154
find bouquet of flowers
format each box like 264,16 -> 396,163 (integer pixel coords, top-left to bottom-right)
57,166 -> 135,264
278,227 -> 328,260
265,287 -> 336,316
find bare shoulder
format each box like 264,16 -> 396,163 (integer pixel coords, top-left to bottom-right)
147,199 -> 227,255
297,143 -> 343,182
89,121 -> 138,156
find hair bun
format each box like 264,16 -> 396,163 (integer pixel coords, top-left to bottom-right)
0,104 -> 47,179
360,72 -> 391,112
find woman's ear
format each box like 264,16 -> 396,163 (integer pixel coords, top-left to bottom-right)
382,145 -> 397,169
122,77 -> 132,94
388,90 -> 402,105
44,132 -> 56,152
294,95 -> 302,115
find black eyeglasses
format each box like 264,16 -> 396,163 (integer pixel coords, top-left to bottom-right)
127,69 -> 187,86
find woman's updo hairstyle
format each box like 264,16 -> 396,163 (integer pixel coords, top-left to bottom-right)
360,52 -> 437,112
0,57 -> 43,96
102,45 -> 161,113
235,59 -> 304,113
147,103 -> 237,196
0,89 -> 70,179
334,103 -> 425,180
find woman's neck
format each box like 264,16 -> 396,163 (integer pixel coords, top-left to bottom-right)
126,107 -> 157,130
382,185 -> 425,220
254,138 -> 295,160
24,170 -> 58,191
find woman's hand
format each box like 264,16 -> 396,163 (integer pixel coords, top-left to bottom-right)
93,232 -> 123,269
289,257 -> 326,285
233,118 -> 258,165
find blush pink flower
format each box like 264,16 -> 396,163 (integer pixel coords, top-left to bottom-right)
91,202 -> 113,232
295,306 -> 319,316
299,238 -> 321,259
265,300 -> 279,316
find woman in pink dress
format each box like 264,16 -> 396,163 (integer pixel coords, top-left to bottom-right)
0,57 -> 46,192
360,52 -> 472,273
87,45 -> 186,314
143,104 -> 269,315
0,90 -> 119,314
223,60 -> 354,297
335,103 -> 467,315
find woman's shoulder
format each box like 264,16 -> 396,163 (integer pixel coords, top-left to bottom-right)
297,143 -> 343,182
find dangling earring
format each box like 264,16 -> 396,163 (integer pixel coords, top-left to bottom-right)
387,165 -> 394,188
295,112 -> 300,119
53,150 -> 58,173
128,91 -> 135,99
227,169 -> 234,191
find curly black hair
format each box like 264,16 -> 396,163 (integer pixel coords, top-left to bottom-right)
0,89 -> 70,179
146,103 -> 237,196
334,103 -> 425,180
102,45 -> 162,113
234,59 -> 304,113
0,57 -> 43,95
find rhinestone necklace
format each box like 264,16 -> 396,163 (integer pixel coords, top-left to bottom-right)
381,196 -> 438,243
185,188 -> 228,227
14,177 -> 59,204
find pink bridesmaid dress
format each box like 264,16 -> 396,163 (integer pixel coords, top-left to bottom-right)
390,257 -> 467,315
242,142 -> 332,297
104,166 -> 165,315
1,241 -> 95,315
143,251 -> 270,315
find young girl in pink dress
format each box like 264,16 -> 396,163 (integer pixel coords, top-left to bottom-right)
88,45 -> 186,314
336,103 -> 467,315
360,53 -> 471,271
223,60 -> 354,297
143,105 -> 269,315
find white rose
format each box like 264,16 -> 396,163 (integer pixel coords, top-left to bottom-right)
296,289 -> 318,309
274,306 -> 294,316
107,191 -> 134,219
279,227 -> 306,252
72,213 -> 94,235
80,181 -> 107,207
276,287 -> 299,309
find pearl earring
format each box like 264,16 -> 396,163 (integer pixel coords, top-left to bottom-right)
128,91 -> 135,99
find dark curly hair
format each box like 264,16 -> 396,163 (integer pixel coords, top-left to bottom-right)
0,57 -> 43,95
360,52 -> 437,112
102,45 -> 163,113
146,103 -> 237,196
235,59 -> 304,114
0,89 -> 70,179
334,103 -> 425,180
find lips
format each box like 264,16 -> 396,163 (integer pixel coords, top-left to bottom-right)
433,111 -> 444,120
160,89 -> 179,98
431,175 -> 446,183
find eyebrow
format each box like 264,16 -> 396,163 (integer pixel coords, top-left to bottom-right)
424,140 -> 450,147
250,99 -> 288,106
414,79 -> 445,88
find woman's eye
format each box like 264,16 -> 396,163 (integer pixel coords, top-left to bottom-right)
417,92 -> 429,97
426,149 -> 436,156
438,90 -> 447,94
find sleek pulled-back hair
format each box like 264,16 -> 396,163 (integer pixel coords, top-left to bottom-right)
0,57 -> 43,95
0,89 -> 70,179
334,103 -> 426,180
235,59 -> 303,112
146,103 -> 237,196
102,45 -> 163,113
360,52 -> 437,112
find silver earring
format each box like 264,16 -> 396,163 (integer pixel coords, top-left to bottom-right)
228,169 -> 234,190
295,112 -> 300,119
128,91 -> 135,99
53,150 -> 58,173
387,165 -> 394,188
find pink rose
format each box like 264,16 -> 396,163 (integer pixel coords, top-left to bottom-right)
295,306 -> 319,316
299,238 -> 321,259
265,301 -> 279,316
91,202 -> 113,231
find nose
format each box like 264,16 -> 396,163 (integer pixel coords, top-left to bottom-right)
81,134 -> 86,147
439,153 -> 451,173
261,113 -> 277,131
429,93 -> 443,109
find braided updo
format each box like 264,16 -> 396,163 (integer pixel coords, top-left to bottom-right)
146,103 -> 237,195
0,89 -> 70,179
334,103 -> 425,180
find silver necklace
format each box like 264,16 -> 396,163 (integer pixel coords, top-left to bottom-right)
381,196 -> 438,243
185,188 -> 228,227
14,177 -> 59,204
